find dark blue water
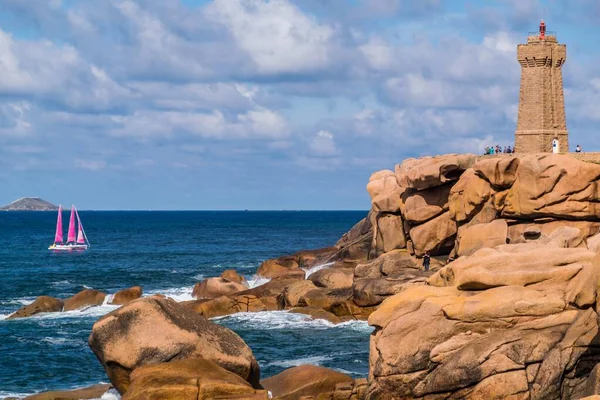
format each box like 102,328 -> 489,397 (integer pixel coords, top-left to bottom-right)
0,211 -> 371,398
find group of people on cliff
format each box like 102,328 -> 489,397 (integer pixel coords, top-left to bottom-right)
484,145 -> 513,155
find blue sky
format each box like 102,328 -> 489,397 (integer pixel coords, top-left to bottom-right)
0,0 -> 599,210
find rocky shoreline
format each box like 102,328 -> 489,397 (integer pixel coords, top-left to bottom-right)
7,152 -> 600,399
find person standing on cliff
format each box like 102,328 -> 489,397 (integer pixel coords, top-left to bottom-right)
552,137 -> 560,153
423,252 -> 431,272
576,144 -> 582,153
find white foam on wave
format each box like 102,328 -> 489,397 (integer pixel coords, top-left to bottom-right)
304,262 -> 334,278
51,280 -> 71,287
103,294 -> 114,305
97,388 -> 121,400
246,276 -> 271,289
145,286 -> 194,302
193,273 -> 205,281
265,355 -> 331,368
214,310 -> 373,332
0,391 -> 34,399
41,336 -> 80,346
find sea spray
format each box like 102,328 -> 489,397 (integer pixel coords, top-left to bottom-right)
304,261 -> 335,279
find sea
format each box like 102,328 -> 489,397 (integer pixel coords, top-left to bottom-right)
0,211 -> 372,399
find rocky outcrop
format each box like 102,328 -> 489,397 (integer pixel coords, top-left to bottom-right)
192,277 -> 247,299
63,289 -> 106,311
88,296 -> 260,394
110,286 -> 142,306
456,219 -> 508,256
123,358 -> 267,400
24,384 -> 112,400
257,248 -> 339,278
367,244 -> 600,399
183,294 -> 276,319
308,268 -> 354,289
261,365 -> 353,400
221,269 -> 249,287
6,296 -> 63,319
395,154 -> 476,190
0,197 -> 58,211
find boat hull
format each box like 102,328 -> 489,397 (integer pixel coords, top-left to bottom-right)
49,244 -> 89,251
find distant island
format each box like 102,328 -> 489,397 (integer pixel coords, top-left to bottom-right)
0,197 -> 59,211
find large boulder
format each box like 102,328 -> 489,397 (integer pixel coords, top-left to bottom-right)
126,358 -> 266,400
448,168 -> 494,223
367,170 -> 403,213
279,280 -> 318,308
508,220 -> 600,246
335,216 -> 372,249
355,249 -> 419,279
456,219 -> 508,257
63,289 -> 106,311
182,294 -> 273,319
401,184 -> 451,224
408,212 -> 457,256
395,154 -> 476,190
299,288 -> 353,313
308,268 -> 354,289
24,384 -> 112,400
367,245 -> 600,399
221,269 -> 249,287
588,233 -> 600,253
256,258 -> 303,279
502,154 -> 600,220
123,358 -> 267,400
473,156 -> 520,189
192,277 -> 247,299
6,296 -> 63,319
257,248 -> 339,279
88,296 -> 260,394
371,213 -> 405,257
353,273 -> 429,307
110,286 -> 142,306
261,365 -> 353,400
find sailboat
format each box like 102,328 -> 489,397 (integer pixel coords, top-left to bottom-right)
48,205 -> 90,250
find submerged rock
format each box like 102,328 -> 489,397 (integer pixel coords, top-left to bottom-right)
24,384 -> 112,400
63,289 -> 106,311
6,296 -> 63,319
192,277 -> 247,299
221,269 -> 249,287
110,286 -> 142,306
88,296 -> 260,394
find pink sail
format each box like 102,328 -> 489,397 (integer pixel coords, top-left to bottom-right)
77,219 -> 85,244
67,205 -> 76,243
54,205 -> 63,244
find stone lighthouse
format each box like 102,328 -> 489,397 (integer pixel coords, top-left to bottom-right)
514,20 -> 568,153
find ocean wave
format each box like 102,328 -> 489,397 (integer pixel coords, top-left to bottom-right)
97,388 -> 121,400
304,262 -> 334,279
193,273 -> 205,281
0,391 -> 34,399
246,276 -> 271,289
145,286 -> 194,302
40,336 -> 81,346
265,355 -> 331,368
215,311 -> 372,332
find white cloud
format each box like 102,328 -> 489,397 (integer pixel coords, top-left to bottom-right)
205,0 -> 334,74
0,102 -> 33,136
0,28 -> 132,111
309,130 -> 337,155
75,159 -> 106,171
